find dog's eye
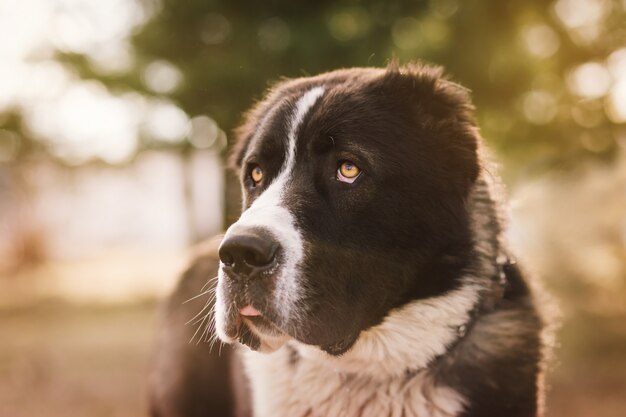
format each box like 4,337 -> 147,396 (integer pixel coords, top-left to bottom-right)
336,161 -> 361,183
250,165 -> 264,185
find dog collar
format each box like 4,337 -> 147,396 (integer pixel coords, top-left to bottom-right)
456,254 -> 513,337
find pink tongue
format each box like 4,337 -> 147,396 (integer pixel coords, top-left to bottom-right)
240,305 -> 262,317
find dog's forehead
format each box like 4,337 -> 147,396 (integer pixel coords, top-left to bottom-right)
241,69 -> 385,162
243,83 -> 329,163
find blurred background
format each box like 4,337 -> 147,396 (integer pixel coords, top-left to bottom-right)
0,0 -> 625,416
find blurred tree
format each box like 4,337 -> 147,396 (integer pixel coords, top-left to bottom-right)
52,0 -> 626,172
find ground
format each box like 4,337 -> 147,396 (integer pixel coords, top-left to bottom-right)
0,302 -> 156,417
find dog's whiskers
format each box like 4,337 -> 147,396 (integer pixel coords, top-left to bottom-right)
184,276 -> 218,305
185,299 -> 213,325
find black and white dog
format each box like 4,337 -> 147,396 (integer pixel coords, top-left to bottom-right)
150,63 -> 549,417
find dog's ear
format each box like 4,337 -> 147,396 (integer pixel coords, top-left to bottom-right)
228,103 -> 262,174
380,61 -> 481,186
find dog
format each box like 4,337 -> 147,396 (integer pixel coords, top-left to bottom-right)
149,63 -> 549,417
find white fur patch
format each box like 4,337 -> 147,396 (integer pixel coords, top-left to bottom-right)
245,344 -> 466,417
217,86 -> 325,333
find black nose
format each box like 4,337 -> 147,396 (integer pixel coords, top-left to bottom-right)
219,229 -> 279,277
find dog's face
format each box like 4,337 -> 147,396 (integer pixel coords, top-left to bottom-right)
215,64 -> 480,355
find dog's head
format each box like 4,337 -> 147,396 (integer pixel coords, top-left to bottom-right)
215,63 -> 482,355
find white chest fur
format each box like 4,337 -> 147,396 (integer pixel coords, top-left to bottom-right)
244,345 -> 465,417
241,287 -> 478,417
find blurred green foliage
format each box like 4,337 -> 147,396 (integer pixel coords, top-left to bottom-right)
5,0 -> 626,171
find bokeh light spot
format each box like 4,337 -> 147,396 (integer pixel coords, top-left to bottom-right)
567,62 -> 612,98
142,60 -> 183,94
523,90 -> 558,125
607,48 -> 626,81
327,7 -> 370,42
392,17 -> 422,50
143,100 -> 190,144
522,24 -> 560,58
553,0 -> 609,44
200,13 -> 231,45
88,41 -> 135,75
258,17 -> 291,53
554,0 -> 608,29
605,79 -> 626,123
429,0 -> 459,19
189,115 -> 219,150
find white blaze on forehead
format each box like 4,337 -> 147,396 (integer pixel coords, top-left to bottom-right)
283,86 -> 326,172
220,86 -> 325,323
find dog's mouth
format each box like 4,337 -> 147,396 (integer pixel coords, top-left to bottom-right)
219,299 -> 361,356
239,305 -> 283,337
216,267 -> 360,356
222,302 -> 290,353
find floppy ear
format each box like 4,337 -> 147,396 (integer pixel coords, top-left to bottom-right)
228,101 -> 264,174
228,120 -> 253,174
380,62 -> 481,187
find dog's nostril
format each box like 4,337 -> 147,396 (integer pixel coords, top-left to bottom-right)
220,251 -> 235,266
218,229 -> 279,275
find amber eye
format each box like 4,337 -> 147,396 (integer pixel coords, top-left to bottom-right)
337,161 -> 361,183
250,165 -> 264,185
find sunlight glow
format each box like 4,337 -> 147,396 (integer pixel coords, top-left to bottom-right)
49,0 -> 150,55
0,1 -> 51,60
25,81 -> 142,164
0,0 -> 200,164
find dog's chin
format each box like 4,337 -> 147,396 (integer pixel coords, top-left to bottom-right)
238,320 -> 358,356
215,299 -> 358,356
217,311 -> 290,353
241,316 -> 291,353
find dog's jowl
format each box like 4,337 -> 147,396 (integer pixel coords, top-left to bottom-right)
149,63 -> 550,417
